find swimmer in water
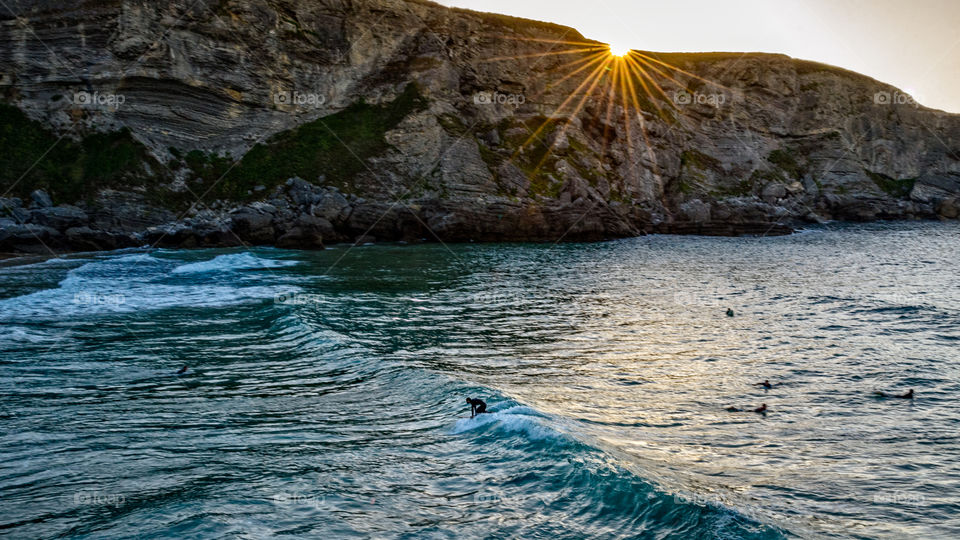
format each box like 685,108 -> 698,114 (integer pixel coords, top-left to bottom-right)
466,397 -> 487,418
727,404 -> 768,413
754,380 -> 773,389
726,308 -> 735,317
875,389 -> 914,399
176,365 -> 189,375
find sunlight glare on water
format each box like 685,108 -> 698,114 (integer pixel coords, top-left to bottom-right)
0,222 -> 958,538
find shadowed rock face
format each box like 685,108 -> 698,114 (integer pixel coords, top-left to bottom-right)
0,0 -> 958,252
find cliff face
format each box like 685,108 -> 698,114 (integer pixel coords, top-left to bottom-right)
1,0 -> 959,252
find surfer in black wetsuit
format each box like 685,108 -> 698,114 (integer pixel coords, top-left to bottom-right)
754,380 -> 773,389
176,365 -> 189,375
466,397 -> 487,418
726,403 -> 767,413
875,389 -> 914,399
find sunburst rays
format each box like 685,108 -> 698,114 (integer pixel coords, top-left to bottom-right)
476,36 -> 730,192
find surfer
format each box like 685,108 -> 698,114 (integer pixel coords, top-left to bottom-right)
754,380 -> 773,389
726,404 -> 767,413
466,397 -> 488,418
875,389 -> 914,399
176,365 -> 189,375
726,308 -> 735,317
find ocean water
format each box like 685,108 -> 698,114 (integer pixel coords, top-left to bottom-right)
0,222 -> 958,539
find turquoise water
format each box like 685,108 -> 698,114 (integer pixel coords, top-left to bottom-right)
1,222 -> 958,538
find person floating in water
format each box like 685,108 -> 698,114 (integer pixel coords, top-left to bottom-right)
466,397 -> 488,418
754,380 -> 773,389
875,389 -> 914,399
726,308 -> 735,317
176,365 -> 189,375
727,404 -> 767,413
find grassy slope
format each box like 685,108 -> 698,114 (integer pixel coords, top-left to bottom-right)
0,104 -> 163,205
177,83 -> 428,201
0,84 -> 428,208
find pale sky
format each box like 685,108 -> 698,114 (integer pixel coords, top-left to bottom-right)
436,0 -> 960,113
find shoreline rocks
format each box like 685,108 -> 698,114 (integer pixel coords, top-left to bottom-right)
0,1 -> 957,254
1,181 -> 955,255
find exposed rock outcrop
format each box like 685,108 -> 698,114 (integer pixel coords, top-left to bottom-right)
0,0 -> 958,254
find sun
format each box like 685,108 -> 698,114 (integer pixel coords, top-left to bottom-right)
608,43 -> 631,57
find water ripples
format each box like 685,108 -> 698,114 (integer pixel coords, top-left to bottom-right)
1,222 -> 959,538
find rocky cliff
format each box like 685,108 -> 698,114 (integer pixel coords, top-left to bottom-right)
1,0 -> 958,253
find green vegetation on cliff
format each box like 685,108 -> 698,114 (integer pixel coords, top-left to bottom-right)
865,170 -> 917,198
0,103 -> 162,205
676,149 -> 720,196
475,116 -> 599,199
768,149 -> 805,180
509,118 -> 566,197
0,84 -> 429,208
179,84 -> 428,200
681,149 -> 721,172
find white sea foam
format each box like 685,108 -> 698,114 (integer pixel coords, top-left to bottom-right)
20,257 -> 71,266
171,253 -> 298,274
451,405 -> 559,440
0,255 -> 87,271
109,253 -> 163,265
0,252 -> 302,322
0,325 -> 61,346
